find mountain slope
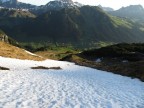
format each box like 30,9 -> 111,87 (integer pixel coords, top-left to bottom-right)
0,8 -> 36,18
0,41 -> 43,60
109,5 -> 144,22
0,29 -> 19,46
98,5 -> 114,12
0,0 -> 37,9
0,6 -> 144,47
61,43 -> 144,81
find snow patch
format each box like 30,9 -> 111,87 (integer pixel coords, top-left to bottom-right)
24,50 -> 37,56
96,58 -> 101,62
24,50 -> 43,58
0,56 -> 144,108
122,60 -> 129,63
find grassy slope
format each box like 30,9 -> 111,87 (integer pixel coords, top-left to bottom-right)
61,43 -> 144,81
0,42 -> 44,61
35,46 -> 80,60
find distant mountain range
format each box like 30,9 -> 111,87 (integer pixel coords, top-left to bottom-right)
0,0 -> 36,9
32,0 -> 83,14
109,5 -> 144,23
0,8 -> 36,18
0,0 -> 144,47
98,5 -> 114,12
0,0 -> 82,10
0,6 -> 144,45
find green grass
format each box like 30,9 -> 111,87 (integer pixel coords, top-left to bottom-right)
35,46 -> 80,60
110,16 -> 133,29
19,41 -> 114,60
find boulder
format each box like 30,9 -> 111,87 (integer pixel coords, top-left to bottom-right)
0,34 -> 9,43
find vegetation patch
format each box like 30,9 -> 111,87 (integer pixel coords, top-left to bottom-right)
20,41 -> 114,60
61,43 -> 144,82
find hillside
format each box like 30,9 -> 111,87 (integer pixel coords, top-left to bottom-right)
61,43 -> 144,81
0,29 -> 9,43
109,5 -> 144,23
0,0 -> 37,9
0,8 -> 36,18
0,42 -> 44,60
0,29 -> 19,46
0,6 -> 144,47
98,5 -> 114,12
0,1 -> 143,107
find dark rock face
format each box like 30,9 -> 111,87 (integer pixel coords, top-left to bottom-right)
0,30 -> 18,46
0,34 -> 9,43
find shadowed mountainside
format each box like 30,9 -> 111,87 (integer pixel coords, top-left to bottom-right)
0,6 -> 144,47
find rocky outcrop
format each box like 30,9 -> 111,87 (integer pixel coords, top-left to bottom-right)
0,30 -> 19,46
0,33 -> 9,43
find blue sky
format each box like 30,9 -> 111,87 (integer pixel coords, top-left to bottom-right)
18,0 -> 144,10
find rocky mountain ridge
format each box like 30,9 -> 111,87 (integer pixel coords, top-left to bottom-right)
109,5 -> 144,22
0,0 -> 82,10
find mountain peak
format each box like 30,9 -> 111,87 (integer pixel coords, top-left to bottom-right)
0,0 -> 36,9
46,0 -> 75,7
41,0 -> 81,11
58,0 -> 74,3
98,5 -> 114,11
120,5 -> 144,11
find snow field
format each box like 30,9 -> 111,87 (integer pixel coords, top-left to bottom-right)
0,56 -> 144,108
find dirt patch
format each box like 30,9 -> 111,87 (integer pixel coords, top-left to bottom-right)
31,66 -> 62,70
61,54 -> 144,82
0,66 -> 9,70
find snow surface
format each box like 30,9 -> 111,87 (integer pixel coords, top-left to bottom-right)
0,56 -> 144,108
95,58 -> 101,63
24,50 -> 37,56
24,50 -> 43,58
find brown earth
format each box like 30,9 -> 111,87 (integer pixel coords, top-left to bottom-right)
61,54 -> 144,82
0,42 -> 45,61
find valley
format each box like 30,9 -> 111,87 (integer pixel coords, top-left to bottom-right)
0,0 -> 144,108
